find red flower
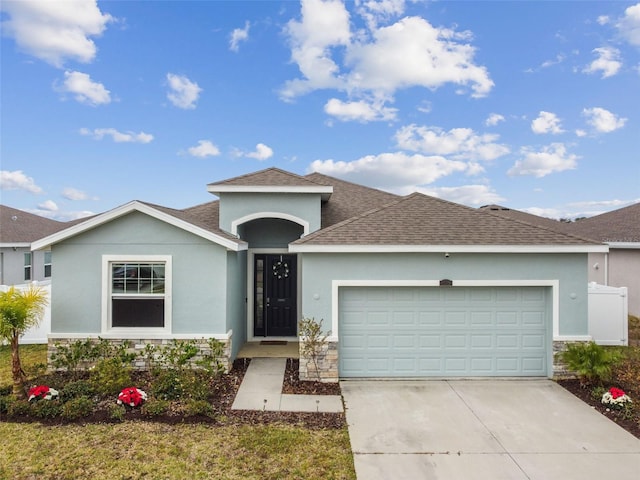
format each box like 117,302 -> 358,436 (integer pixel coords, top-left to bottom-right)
117,387 -> 147,407
609,387 -> 626,399
28,385 -> 50,400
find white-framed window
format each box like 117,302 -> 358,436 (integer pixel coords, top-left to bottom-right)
44,251 -> 52,278
24,252 -> 32,281
102,255 -> 172,333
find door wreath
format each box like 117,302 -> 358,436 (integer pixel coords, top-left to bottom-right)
272,260 -> 289,279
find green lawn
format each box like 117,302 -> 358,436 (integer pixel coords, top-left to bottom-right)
0,344 -> 356,479
0,343 -> 47,387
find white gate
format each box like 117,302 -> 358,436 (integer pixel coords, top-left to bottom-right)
588,283 -> 628,346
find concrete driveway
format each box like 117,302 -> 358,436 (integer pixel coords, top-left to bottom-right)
341,380 -> 640,480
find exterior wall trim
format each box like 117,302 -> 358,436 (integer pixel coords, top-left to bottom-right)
291,244 -> 608,253
48,330 -> 233,340
231,212 -> 310,237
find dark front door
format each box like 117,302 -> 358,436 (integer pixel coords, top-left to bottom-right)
254,254 -> 297,337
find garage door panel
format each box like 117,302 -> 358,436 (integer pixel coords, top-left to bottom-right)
339,286 -> 548,377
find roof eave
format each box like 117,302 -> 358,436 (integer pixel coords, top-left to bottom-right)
288,244 -> 609,253
32,201 -> 247,252
607,242 -> 640,249
207,185 -> 333,201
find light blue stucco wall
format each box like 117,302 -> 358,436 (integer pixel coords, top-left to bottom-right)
300,252 -> 589,336
226,250 -> 247,359
50,212 -> 229,335
218,193 -> 321,234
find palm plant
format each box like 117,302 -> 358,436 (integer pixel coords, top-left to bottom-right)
0,285 -> 48,397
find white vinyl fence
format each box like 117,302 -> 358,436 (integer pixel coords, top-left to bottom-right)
0,281 -> 51,345
588,282 -> 628,346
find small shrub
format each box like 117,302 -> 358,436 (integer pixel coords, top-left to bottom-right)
182,371 -> 211,401
298,317 -> 330,381
590,386 -> 606,402
50,339 -> 99,374
184,399 -> 213,417
25,362 -> 48,379
0,395 -> 10,414
90,357 -> 132,396
0,385 -> 11,396
31,399 -> 62,419
60,380 -> 95,402
6,398 -> 31,417
151,369 -> 184,400
142,398 -> 170,417
61,396 -> 94,420
108,403 -> 126,422
560,341 -> 621,385
195,338 -> 226,376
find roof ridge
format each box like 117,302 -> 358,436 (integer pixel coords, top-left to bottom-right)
208,167 -> 323,187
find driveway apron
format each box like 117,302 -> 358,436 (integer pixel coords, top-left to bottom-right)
341,380 -> 640,480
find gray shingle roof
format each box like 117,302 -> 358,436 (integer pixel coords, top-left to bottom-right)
566,202 -> 640,243
0,205 -> 69,244
293,193 -> 600,246
305,172 -> 399,227
208,167 -> 325,188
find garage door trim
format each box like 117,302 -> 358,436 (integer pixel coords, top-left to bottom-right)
330,279 -> 560,341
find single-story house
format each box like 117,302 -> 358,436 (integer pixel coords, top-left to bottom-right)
481,203 -> 640,318
32,168 -> 607,380
0,205 -> 69,286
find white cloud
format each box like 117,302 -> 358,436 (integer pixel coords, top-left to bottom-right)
187,140 -> 220,158
0,170 -> 43,194
230,21 -> 250,52
58,70 -> 111,105
575,129 -> 587,137
281,0 -> 351,99
583,47 -> 622,78
582,107 -> 627,133
80,127 -> 153,143
419,184 -> 505,206
540,53 -> 566,69
597,15 -> 610,26
0,0 -> 113,67
245,143 -> 274,161
485,113 -> 505,127
38,200 -> 58,212
508,143 -> 579,178
280,1 -> 493,106
324,98 -> 397,122
617,3 -> 640,47
62,187 -> 90,201
395,124 -> 510,161
531,111 -> 564,135
166,73 -> 202,109
344,16 -> 493,98
356,0 -> 405,29
309,152 -> 467,189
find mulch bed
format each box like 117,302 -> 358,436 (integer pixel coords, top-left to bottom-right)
556,378 -> 640,439
1,359 -> 346,429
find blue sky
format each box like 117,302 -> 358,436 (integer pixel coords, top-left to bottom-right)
1,0 -> 639,221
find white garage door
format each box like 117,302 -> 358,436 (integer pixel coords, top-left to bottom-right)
339,286 -> 549,377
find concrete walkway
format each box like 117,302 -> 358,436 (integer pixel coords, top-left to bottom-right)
342,380 -> 640,480
231,357 -> 343,413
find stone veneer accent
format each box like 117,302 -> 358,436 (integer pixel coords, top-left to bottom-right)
552,339 -> 589,378
299,340 -> 339,383
47,336 -> 232,373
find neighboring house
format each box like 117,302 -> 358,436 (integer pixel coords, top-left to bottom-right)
32,168 -> 606,380
567,203 -> 640,317
481,203 -> 640,317
0,205 -> 69,286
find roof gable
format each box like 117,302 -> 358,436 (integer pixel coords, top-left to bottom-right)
291,193 -> 604,252
32,201 -> 246,251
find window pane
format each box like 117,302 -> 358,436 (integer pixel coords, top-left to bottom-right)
24,253 -> 31,267
44,251 -> 52,263
112,298 -> 164,327
44,264 -> 52,278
